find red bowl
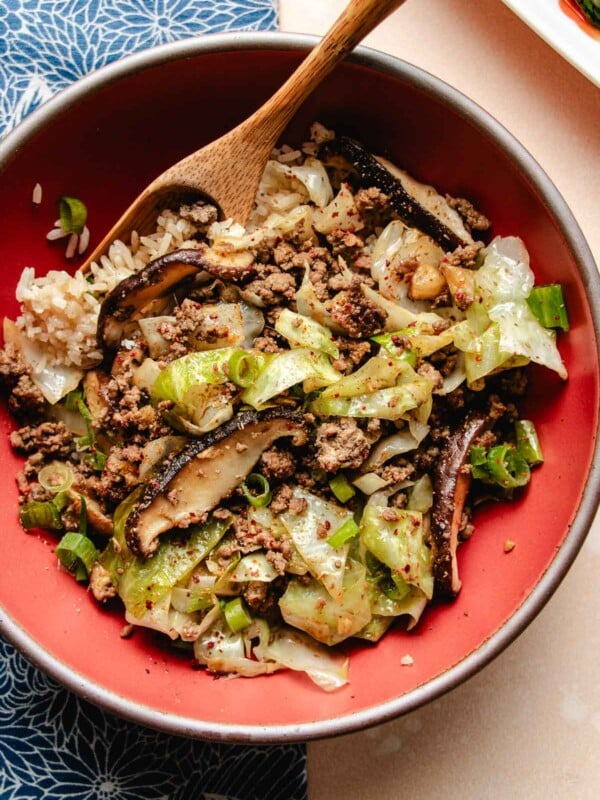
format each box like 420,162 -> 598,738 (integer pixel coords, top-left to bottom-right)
0,33 -> 599,742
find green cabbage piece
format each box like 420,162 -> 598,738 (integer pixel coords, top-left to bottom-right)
100,490 -> 231,619
453,237 -> 567,381
280,487 -> 353,601
275,308 -> 339,358
311,358 -> 433,420
279,561 -> 372,646
360,505 -> 434,599
241,348 -> 341,408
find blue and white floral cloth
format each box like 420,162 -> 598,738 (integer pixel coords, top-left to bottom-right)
0,3 -> 308,799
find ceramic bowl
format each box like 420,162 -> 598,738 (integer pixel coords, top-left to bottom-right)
0,33 -> 598,742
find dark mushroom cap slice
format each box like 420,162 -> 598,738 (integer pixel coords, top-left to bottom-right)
125,407 -> 307,557
431,410 -> 489,597
326,136 -> 466,252
97,246 -> 256,354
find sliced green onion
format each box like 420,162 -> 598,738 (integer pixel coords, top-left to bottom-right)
469,445 -> 488,480
19,500 -> 63,530
223,597 -> 252,633
59,195 -> 87,234
487,444 -> 530,488
327,518 -> 359,549
328,473 -> 356,503
228,350 -> 260,388
527,284 -> 569,331
470,443 -> 531,488
515,419 -> 544,466
56,532 -> 99,582
241,473 -> 271,507
78,495 -> 88,536
52,491 -> 70,512
38,462 -> 73,494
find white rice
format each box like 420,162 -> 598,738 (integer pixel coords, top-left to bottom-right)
16,209 -> 200,369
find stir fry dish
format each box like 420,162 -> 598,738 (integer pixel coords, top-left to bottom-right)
0,124 -> 569,690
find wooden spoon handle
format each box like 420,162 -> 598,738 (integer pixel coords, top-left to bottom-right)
239,0 -> 408,143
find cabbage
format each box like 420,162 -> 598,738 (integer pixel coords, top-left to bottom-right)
275,308 -> 339,357
360,505 -> 434,599
361,285 -> 445,332
124,593 -> 198,641
283,157 -> 334,208
295,265 -> 344,332
374,324 -> 455,358
311,360 -> 433,421
137,316 -> 175,358
368,584 -> 428,631
241,348 -> 341,408
229,553 -> 279,583
151,348 -> 235,405
454,237 -> 567,380
313,182 -> 362,234
257,627 -> 349,691
363,426 -> 428,469
194,617 -> 282,677
3,318 -> 83,404
262,205 -> 315,242
101,508 -> 231,620
281,488 -> 354,602
406,474 -> 433,512
279,561 -> 372,646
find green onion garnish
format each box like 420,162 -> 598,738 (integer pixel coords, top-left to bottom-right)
228,351 -> 260,388
56,532 -> 99,582
19,500 -> 63,531
515,420 -> 544,466
38,462 -> 73,494
223,597 -> 252,633
66,389 -> 106,471
59,195 -> 87,234
470,443 -> 530,489
78,494 -> 88,536
327,518 -> 359,549
527,284 -> 569,331
241,473 -> 271,507
328,473 -> 356,504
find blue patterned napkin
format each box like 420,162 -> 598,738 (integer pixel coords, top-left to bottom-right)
0,3 -> 308,799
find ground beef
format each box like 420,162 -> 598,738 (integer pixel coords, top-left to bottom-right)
94,444 -> 143,505
253,333 -> 285,353
354,186 -> 392,233
331,338 -> 373,374
243,269 -> 297,307
270,484 -> 293,514
374,459 -> 415,484
446,196 -> 491,232
443,241 -> 484,269
315,417 -> 372,472
242,581 -> 278,615
10,421 -> 73,458
0,344 -> 30,389
417,362 -> 443,389
328,280 -> 387,338
8,374 -> 46,421
259,446 -> 296,481
325,229 -> 365,260
89,563 -> 116,602
178,201 -> 219,231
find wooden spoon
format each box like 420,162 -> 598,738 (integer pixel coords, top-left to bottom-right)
81,0 -> 407,271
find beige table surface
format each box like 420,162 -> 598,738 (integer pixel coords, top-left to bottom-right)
278,1 -> 600,798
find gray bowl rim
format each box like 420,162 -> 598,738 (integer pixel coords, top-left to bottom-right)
0,31 -> 599,744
